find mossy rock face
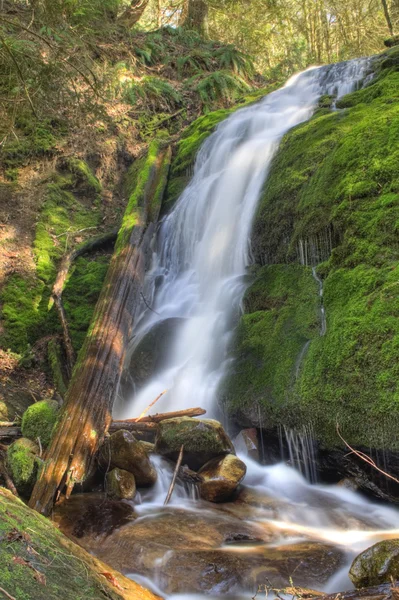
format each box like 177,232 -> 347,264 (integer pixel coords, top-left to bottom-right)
100,430 -> 157,487
350,540 -> 399,588
0,487 -> 160,600
224,54 -> 399,450
21,399 -> 59,448
155,417 -> 235,470
199,454 -> 247,503
6,438 -> 39,496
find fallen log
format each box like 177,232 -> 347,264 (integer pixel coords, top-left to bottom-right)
0,427 -> 21,440
29,142 -> 172,515
51,228 -> 119,377
126,407 -> 206,423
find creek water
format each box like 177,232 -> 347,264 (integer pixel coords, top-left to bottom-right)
108,58 -> 399,599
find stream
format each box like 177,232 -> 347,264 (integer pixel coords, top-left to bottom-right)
90,57 -> 399,599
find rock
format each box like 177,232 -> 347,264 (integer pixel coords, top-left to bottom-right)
121,317 -> 184,396
6,437 -> 39,496
106,468 -> 136,500
0,487 -> 159,600
199,454 -> 247,502
350,539 -> 399,588
140,441 -> 155,454
337,477 -> 358,491
100,429 -> 157,487
21,399 -> 59,447
155,417 -> 234,470
233,428 -> 260,460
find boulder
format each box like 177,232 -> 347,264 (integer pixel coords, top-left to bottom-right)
6,437 -> 39,496
100,429 -> 157,487
199,454 -> 247,502
234,428 -> 260,461
106,468 -> 136,500
21,399 -> 59,447
350,539 -> 399,588
155,417 -> 234,470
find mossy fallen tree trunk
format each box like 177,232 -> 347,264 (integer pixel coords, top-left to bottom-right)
29,142 -> 172,516
0,487 -> 161,600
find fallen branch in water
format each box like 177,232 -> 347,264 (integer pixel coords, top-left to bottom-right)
336,422 -> 399,485
109,421 -> 158,433
128,406 -> 206,424
164,444 -> 184,505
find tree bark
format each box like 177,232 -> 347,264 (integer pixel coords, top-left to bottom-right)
182,0 -> 209,37
117,0 -> 150,28
29,143 -> 172,516
381,0 -> 394,35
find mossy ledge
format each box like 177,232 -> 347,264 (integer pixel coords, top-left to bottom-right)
224,48 -> 399,450
0,487 -> 159,600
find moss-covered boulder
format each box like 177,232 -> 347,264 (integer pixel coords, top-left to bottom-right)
0,487 -> 160,600
100,430 -> 157,487
199,454 -> 247,502
106,468 -> 136,500
6,438 -> 39,496
155,417 -> 235,470
21,399 -> 59,448
350,540 -> 399,588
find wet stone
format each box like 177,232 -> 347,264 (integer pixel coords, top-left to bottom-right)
199,454 -> 247,502
106,467 -> 136,500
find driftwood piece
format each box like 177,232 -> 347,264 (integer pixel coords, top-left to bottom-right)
164,445 -> 184,505
125,407 -> 206,423
0,427 -> 21,440
52,229 -> 119,376
29,143 -> 172,516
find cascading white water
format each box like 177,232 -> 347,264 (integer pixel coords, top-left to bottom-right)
116,58 -> 370,420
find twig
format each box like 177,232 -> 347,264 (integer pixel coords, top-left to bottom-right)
0,586 -> 17,600
164,445 -> 184,505
140,291 -> 160,316
0,34 -> 37,117
336,423 -> 399,484
135,390 -> 167,422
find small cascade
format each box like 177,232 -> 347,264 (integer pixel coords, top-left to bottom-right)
115,58 -> 370,419
139,455 -> 198,507
281,424 -> 318,483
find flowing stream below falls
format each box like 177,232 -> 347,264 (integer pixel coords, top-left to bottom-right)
90,57 -> 399,599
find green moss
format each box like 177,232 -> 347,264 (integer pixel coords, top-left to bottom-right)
2,117 -> 65,168
226,54 -> 399,449
224,265 -> 319,419
21,400 -> 59,448
63,256 -> 109,351
47,339 -> 68,397
0,487 -> 133,599
65,158 -> 102,194
6,438 -> 39,496
0,174 -> 102,353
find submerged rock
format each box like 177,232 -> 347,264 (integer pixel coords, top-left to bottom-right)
155,417 -> 235,470
106,468 -> 136,500
199,454 -> 247,502
234,428 -> 260,460
99,429 -> 157,487
350,539 -> 399,588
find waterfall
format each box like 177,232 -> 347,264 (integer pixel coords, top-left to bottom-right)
116,58 -> 370,419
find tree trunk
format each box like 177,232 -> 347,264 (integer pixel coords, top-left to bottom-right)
29,142 -> 172,516
182,0 -> 209,37
117,0 -> 150,28
382,0 -> 394,35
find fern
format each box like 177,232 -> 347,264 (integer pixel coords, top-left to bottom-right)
125,76 -> 182,112
177,49 -> 213,77
215,45 -> 255,79
190,71 -> 252,110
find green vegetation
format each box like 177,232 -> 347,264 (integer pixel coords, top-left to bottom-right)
6,438 -> 39,496
225,49 -> 399,449
21,400 -> 59,448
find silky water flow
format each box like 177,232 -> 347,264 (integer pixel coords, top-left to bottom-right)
111,59 -> 399,599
